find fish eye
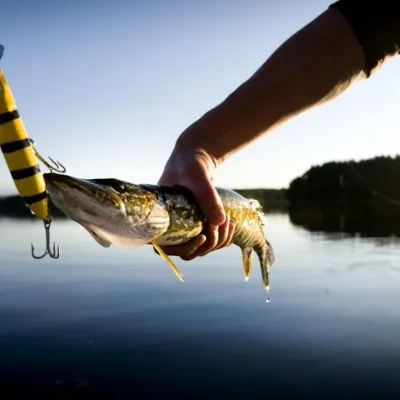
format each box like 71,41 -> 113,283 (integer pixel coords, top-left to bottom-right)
114,184 -> 125,192
95,192 -> 107,202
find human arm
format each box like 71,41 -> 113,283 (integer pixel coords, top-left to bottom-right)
158,1 -> 400,260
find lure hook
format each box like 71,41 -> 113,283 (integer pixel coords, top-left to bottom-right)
31,219 -> 60,259
28,138 -> 66,173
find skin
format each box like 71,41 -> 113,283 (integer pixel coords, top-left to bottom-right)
158,7 -> 395,260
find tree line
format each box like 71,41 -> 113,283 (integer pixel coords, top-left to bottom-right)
0,188 -> 287,219
1,155 -> 399,218
286,155 -> 400,213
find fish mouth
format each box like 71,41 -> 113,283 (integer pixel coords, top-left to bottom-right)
43,173 -> 124,210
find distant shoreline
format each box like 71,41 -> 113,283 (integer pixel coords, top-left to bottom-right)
0,187 -> 288,219
2,154 -> 400,218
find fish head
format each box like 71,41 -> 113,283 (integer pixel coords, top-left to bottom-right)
43,173 -> 168,248
44,173 -> 138,222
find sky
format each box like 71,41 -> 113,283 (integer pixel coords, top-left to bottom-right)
0,0 -> 400,195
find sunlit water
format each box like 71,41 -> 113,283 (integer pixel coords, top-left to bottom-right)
1,214 -> 400,398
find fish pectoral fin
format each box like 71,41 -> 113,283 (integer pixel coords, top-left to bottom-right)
241,248 -> 253,282
151,241 -> 184,283
81,225 -> 112,248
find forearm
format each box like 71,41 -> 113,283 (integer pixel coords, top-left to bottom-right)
176,8 -> 381,165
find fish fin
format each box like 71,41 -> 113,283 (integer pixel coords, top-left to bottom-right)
255,239 -> 275,291
81,225 -> 112,248
151,241 -> 184,283
241,248 -> 253,282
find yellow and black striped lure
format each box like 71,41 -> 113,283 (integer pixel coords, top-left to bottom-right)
0,44 -> 66,259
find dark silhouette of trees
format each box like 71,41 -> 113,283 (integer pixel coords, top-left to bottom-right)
2,155 -> 400,220
0,188 -> 287,219
287,156 -> 400,213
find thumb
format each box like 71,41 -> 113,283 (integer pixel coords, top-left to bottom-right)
184,174 -> 226,226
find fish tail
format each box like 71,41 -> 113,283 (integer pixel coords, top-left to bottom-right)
241,247 -> 253,282
255,239 -> 275,291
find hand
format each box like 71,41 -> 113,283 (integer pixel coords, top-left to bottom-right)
157,144 -> 236,260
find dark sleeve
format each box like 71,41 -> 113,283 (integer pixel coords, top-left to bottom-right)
329,0 -> 400,76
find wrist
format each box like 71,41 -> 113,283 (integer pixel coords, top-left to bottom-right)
174,129 -> 222,169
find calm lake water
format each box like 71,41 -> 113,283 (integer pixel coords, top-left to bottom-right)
1,213 -> 400,398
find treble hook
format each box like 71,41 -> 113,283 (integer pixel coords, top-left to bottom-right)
31,219 -> 60,259
28,138 -> 66,173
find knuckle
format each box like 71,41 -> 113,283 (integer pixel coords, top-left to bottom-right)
220,224 -> 230,239
209,234 -> 219,250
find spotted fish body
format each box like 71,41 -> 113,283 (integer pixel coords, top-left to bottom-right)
43,173 -> 275,289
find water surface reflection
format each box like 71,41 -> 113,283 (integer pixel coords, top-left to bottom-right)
289,208 -> 400,240
1,214 -> 400,398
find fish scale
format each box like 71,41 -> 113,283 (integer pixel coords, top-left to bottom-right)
43,173 -> 275,290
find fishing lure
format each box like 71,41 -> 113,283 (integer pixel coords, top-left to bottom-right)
0,44 -> 66,259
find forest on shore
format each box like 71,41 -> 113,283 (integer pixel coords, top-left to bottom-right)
286,155 -> 400,214
1,155 -> 399,220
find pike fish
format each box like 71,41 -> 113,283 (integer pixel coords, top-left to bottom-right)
43,173 -> 275,290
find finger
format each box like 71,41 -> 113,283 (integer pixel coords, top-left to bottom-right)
214,214 -> 231,250
155,235 -> 207,258
226,222 -> 236,246
183,175 -> 226,227
216,218 -> 236,250
184,223 -> 219,260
